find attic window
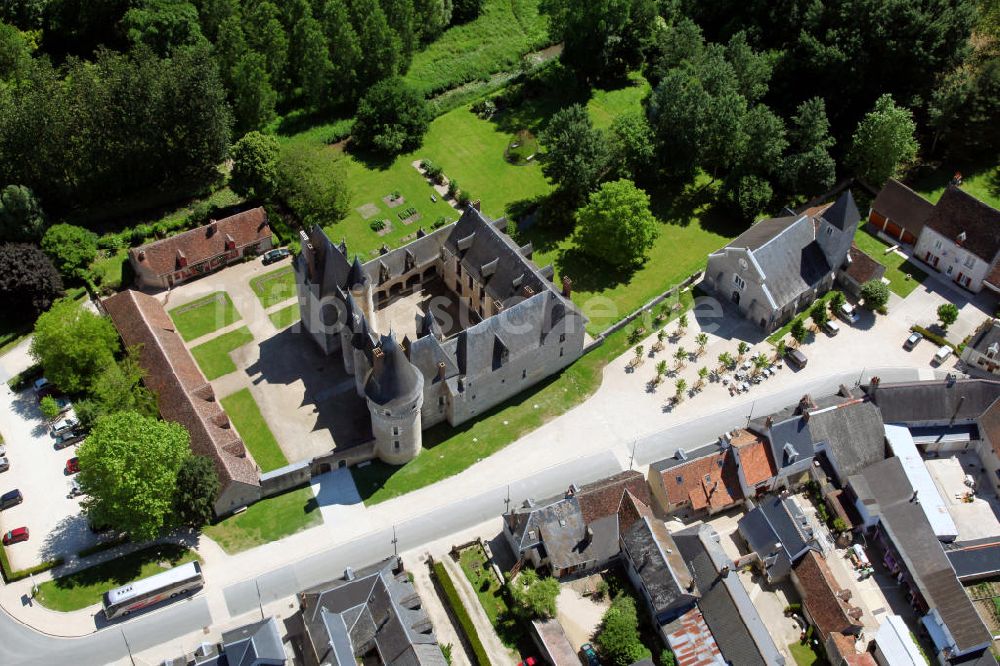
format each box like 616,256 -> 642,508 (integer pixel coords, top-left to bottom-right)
528,530 -> 536,540
825,227 -> 833,236
716,459 -> 723,467
675,475 -> 683,484
559,519 -> 566,527
704,474 -> 711,483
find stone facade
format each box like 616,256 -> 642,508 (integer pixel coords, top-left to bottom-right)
294,207 -> 587,464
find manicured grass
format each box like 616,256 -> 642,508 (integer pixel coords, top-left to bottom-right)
404,0 -> 550,97
203,486 -> 321,554
909,161 -> 1000,211
269,303 -> 300,329
767,291 -> 835,346
250,265 -> 297,308
351,292 -> 693,504
788,641 -> 828,666
853,228 -> 928,297
169,291 -> 242,342
586,73 -> 651,129
190,326 -> 254,379
220,388 -> 288,472
34,544 -> 198,612
457,545 -> 525,648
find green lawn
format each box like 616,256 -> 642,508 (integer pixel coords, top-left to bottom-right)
586,73 -> 651,129
352,292 -> 692,504
35,544 -> 198,612
203,486 -> 321,554
90,247 -> 129,291
190,326 -> 254,379
404,0 -> 550,97
250,265 -> 297,308
169,292 -> 242,342
220,388 -> 288,472
269,303 -> 300,329
909,160 -> 1000,211
788,641 -> 828,666
853,228 -> 928,297
458,545 -> 524,648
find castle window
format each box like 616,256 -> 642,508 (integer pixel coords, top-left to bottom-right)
393,441 -> 400,450
733,274 -> 746,290
560,347 -> 564,357
467,275 -> 473,290
392,426 -> 400,436
438,396 -> 446,406
522,369 -> 527,379
456,262 -> 462,277
559,333 -> 565,343
825,227 -> 833,236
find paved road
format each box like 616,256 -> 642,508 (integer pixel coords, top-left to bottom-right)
0,366 -> 935,665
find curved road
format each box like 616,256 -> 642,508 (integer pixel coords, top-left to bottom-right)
0,365 -> 933,665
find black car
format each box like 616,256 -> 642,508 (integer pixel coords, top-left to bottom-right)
54,430 -> 85,449
261,248 -> 292,265
0,489 -> 22,510
785,347 -> 808,369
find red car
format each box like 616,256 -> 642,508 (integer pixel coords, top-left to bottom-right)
3,527 -> 29,545
517,659 -> 538,666
65,457 -> 80,475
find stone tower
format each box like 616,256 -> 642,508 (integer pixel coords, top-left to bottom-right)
365,333 -> 424,464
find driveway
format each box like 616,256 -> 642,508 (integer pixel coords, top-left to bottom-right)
0,385 -> 99,570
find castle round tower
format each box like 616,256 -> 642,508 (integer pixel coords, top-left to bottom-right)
365,333 -> 424,464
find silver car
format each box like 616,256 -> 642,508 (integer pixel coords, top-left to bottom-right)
51,417 -> 80,436
0,457 -> 9,472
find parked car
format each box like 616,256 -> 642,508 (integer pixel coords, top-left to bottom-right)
904,331 -> 923,350
785,347 -> 808,369
54,431 -> 84,449
934,345 -> 953,365
262,248 -> 292,265
517,658 -> 538,666
49,394 -> 73,413
0,456 -> 9,472
2,527 -> 29,545
822,319 -> 840,336
0,489 -> 22,510
32,377 -> 50,394
581,643 -> 601,666
68,479 -> 82,498
0,445 -> 6,457
65,457 -> 80,475
839,302 -> 859,324
51,417 -> 80,436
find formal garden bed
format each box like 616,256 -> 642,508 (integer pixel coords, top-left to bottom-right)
249,266 -> 297,309
168,291 -> 242,342
190,326 -> 255,380
219,388 -> 288,472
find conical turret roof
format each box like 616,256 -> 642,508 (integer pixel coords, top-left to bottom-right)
365,333 -> 422,406
346,255 -> 367,288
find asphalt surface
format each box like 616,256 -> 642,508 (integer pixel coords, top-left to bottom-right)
0,365 -> 931,666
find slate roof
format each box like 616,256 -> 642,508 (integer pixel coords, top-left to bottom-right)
365,333 -> 423,406
221,617 -> 285,666
871,179 -> 934,235
751,216 -> 832,310
806,399 -> 886,480
967,320 -> 1000,356
923,186 -> 1000,262
738,495 -> 817,577
726,216 -> 803,252
755,411 -> 817,471
945,539 -> 1000,581
102,290 -> 260,491
843,244 -> 886,286
673,524 -> 784,666
793,551 -> 863,641
819,190 -> 860,232
865,379 -> 1000,424
130,207 -> 271,276
621,515 -> 693,616
850,458 -> 992,653
651,444 -> 742,512
300,557 -> 447,666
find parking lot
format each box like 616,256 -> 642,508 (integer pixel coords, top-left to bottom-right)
0,382 -> 100,570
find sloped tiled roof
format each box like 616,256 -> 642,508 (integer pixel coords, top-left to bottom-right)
871,179 -> 934,234
103,290 -> 260,490
923,186 -> 1000,262
731,430 -> 777,487
793,551 -> 862,641
843,244 -> 885,286
129,207 -> 271,276
654,446 -> 742,512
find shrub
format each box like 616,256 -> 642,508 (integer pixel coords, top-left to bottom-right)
447,179 -> 459,197
832,517 -> 849,533
457,190 -> 472,207
937,303 -> 959,329
596,595 -> 651,666
860,280 -> 890,310
369,219 -> 387,232
784,603 -> 802,614
353,77 -> 430,155
41,223 -> 99,278
432,216 -> 448,229
39,395 -> 61,421
432,561 -> 490,666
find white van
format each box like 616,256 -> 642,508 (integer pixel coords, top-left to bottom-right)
934,345 -> 953,365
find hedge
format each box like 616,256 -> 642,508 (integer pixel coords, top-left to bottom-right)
432,560 -> 490,666
911,325 -> 961,353
0,543 -> 64,583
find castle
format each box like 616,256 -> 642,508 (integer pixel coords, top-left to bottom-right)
294,206 -> 587,464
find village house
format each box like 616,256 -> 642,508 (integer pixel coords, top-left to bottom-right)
790,551 -> 865,646
867,178 -> 935,246
737,494 -> 821,582
129,207 -> 273,289
960,319 -> 1000,375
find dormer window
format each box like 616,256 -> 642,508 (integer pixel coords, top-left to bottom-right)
733,274 -> 746,290
988,343 -> 999,359
825,227 -> 833,236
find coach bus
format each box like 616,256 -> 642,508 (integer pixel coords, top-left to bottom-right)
102,561 -> 204,619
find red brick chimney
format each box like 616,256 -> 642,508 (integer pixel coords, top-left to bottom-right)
561,276 -> 573,298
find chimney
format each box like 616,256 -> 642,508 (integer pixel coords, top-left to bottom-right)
344,566 -> 356,581
207,219 -> 217,236
910,490 -> 919,504
437,362 -> 447,381
957,231 -> 967,246
561,275 -> 573,298
379,244 -> 390,255
224,233 -> 236,251
765,415 -> 774,429
583,526 -> 594,546
472,199 -> 481,211
521,285 -> 535,298
802,410 -> 811,423
371,346 -> 385,376
719,565 -> 730,579
137,249 -> 146,261
176,248 -> 187,268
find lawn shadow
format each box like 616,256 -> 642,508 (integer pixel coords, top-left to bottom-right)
50,542 -> 197,593
274,108 -> 351,138
37,513 -> 97,563
906,159 -> 998,201
344,141 -> 398,172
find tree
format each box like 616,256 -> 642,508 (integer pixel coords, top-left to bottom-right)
30,298 -> 120,394
0,21 -> 34,84
790,318 -> 807,343
696,365 -> 709,387
173,454 -> 219,527
542,0 -> 657,83
349,0 -> 401,88
655,359 -> 667,381
737,340 -> 751,358
725,31 -> 772,104
848,94 -> 918,186
508,569 -> 559,619
609,112 -> 655,182
695,332 -> 709,354
292,16 -> 332,109
674,378 -> 687,400
320,0 -> 362,104
122,0 -> 205,56
414,0 -> 452,43
937,302 -> 959,329
381,0 -> 417,67
722,173 -> 773,222
243,1 -> 288,90
85,352 -> 158,426
352,77 -> 429,155
540,105 -> 611,205
678,314 -> 688,331
277,146 -> 350,226
77,411 -> 190,540
597,594 -> 650,666
230,131 -> 281,200
783,97 -> 836,195
0,242 -> 64,320
810,301 -> 829,327
574,179 -> 658,269
673,347 -> 687,368
634,345 -> 644,361
41,223 -> 98,279
774,339 -> 787,361
644,16 -> 703,85
860,279 -> 890,311
718,351 -> 734,369
0,184 -> 45,241
829,290 -> 846,312
39,395 -> 61,421
230,51 -> 278,134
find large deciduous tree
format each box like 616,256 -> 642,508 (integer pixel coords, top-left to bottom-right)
30,297 -> 120,393
0,184 -> 46,241
574,179 -> 659,269
277,146 -> 350,226
41,223 -> 98,278
0,242 -> 63,320
609,112 -> 656,183
77,412 -> 191,540
173,454 -> 220,528
230,131 -> 281,200
508,569 -> 559,619
596,595 -> 651,666
320,0 -> 362,104
783,97 -> 837,196
540,104 -> 611,205
349,0 -> 401,89
848,94 -> 918,186
352,76 -> 429,155
122,0 -> 205,56
230,51 -> 278,134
